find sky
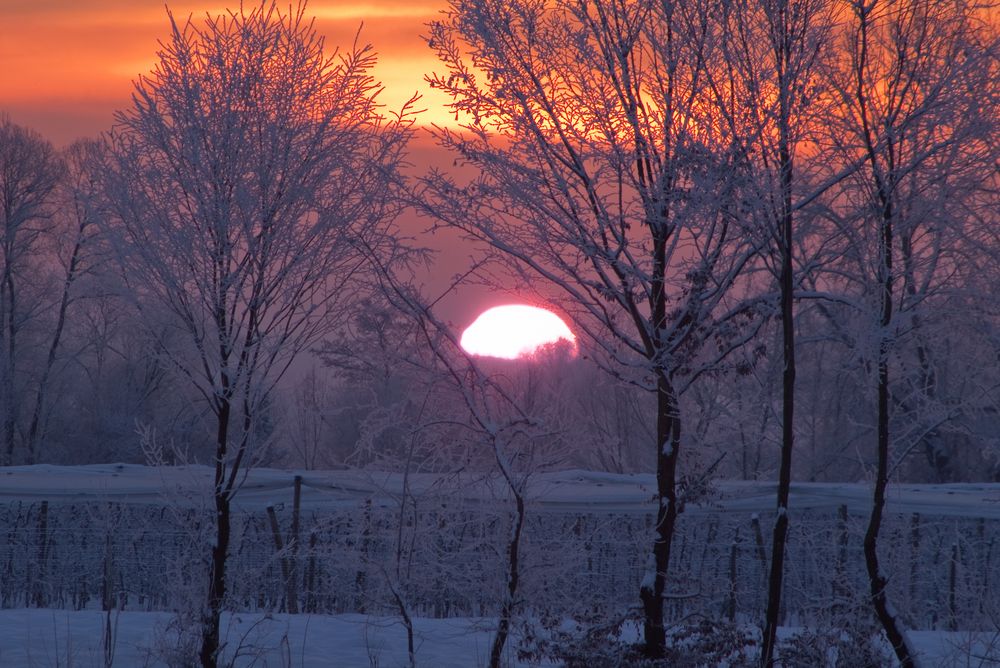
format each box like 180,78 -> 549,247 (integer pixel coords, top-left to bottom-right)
0,0 -> 543,326
0,0 -> 450,146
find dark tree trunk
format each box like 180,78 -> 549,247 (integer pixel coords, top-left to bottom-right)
864,350 -> 915,666
761,19 -> 796,663
760,185 -> 795,665
3,266 -> 17,464
25,223 -> 86,463
489,491 -> 525,668
864,168 -> 916,668
200,398 -> 232,668
640,374 -> 681,659
852,2 -> 915,650
201,494 -> 230,668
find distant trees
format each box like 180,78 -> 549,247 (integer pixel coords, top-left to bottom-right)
96,1 -> 411,664
22,140 -> 104,463
0,116 -> 63,464
0,117 -> 177,467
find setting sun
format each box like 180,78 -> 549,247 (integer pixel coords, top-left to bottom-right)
460,304 -> 575,360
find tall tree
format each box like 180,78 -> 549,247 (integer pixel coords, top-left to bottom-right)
424,0 -> 763,656
0,115 -> 63,465
97,2 -> 412,664
706,0 -> 833,660
823,0 -> 999,662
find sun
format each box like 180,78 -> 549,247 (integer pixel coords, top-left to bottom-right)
460,304 -> 576,360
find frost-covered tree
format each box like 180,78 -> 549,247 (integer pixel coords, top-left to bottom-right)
705,0 -> 835,659
423,0 -> 765,656
369,273 -> 562,668
97,2 -> 412,664
819,0 -> 1000,662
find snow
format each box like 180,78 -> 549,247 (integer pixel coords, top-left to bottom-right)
2,464 -> 999,519
0,609 -> 521,668
2,465 -> 999,666
0,609 -> 994,667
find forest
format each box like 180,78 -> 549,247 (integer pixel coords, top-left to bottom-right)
1,0 -> 998,665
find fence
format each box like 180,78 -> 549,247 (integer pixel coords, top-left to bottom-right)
1,488 -> 996,630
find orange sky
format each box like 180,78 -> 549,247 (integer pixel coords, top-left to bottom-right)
0,0 -> 556,325
0,0 -> 451,146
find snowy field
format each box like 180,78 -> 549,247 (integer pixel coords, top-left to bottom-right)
0,609 -> 508,667
3,465 -> 1000,666
3,463 -> 1000,518
0,608 -> 998,667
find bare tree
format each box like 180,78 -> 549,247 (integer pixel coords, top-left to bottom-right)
0,115 -> 63,464
423,0 -> 764,656
820,0 -> 1000,663
97,2 -> 412,664
365,268 -> 557,668
23,140 -> 104,463
705,0 -> 834,660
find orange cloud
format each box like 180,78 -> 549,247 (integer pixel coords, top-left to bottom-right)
0,0 -> 451,145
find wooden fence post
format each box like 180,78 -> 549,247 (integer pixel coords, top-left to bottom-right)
832,505 -> 849,614
33,500 -> 49,607
727,529 -> 739,621
909,513 -> 920,624
305,530 -> 318,613
291,475 -> 302,611
949,542 -> 958,631
102,529 -> 114,611
750,513 -> 768,579
266,505 -> 299,614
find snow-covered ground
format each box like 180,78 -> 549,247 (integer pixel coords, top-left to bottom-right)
3,464 -> 1000,518
0,608 -> 510,667
3,465 -> 999,665
0,608 -> 997,667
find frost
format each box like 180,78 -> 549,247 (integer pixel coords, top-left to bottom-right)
640,554 -> 656,593
640,569 -> 656,592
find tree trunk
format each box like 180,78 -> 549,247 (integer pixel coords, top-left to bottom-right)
200,493 -> 230,668
25,225 -> 85,463
489,491 -> 525,668
640,373 -> 681,659
864,342 -> 916,666
761,19 -> 796,662
760,202 -> 795,666
864,174 -> 917,668
2,266 -> 17,464
200,398 -> 232,668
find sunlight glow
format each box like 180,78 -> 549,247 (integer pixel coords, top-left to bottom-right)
460,304 -> 576,360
